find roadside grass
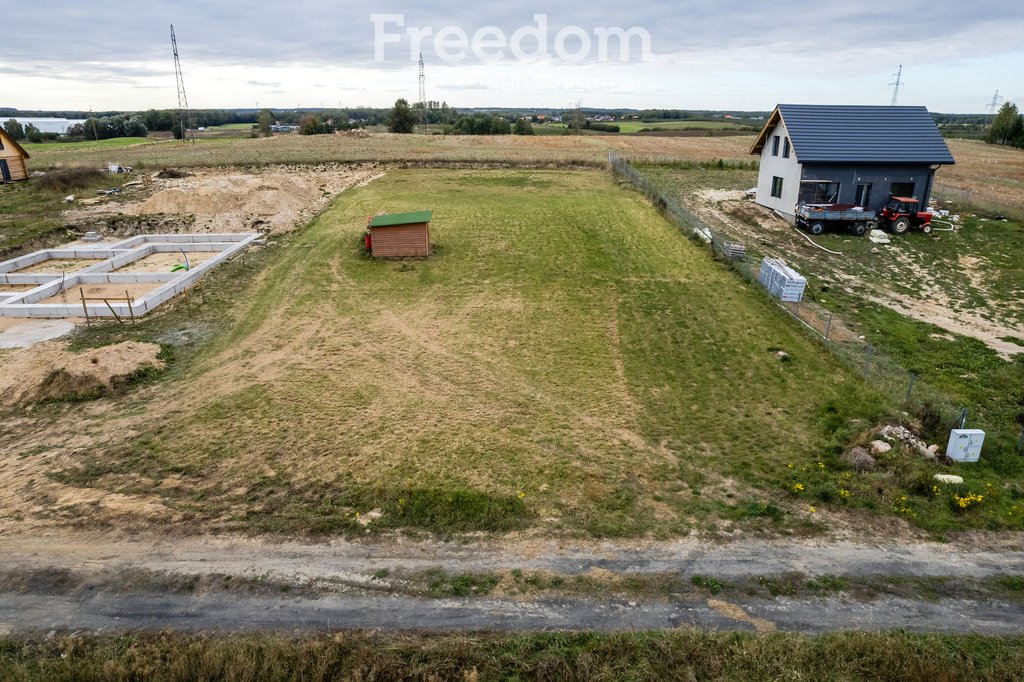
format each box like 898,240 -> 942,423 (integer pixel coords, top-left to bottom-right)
3,630 -> 1024,681
636,164 -> 1024,532
47,168 -> 879,537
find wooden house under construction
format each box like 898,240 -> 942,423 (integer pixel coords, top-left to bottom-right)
368,210 -> 432,257
0,126 -> 30,183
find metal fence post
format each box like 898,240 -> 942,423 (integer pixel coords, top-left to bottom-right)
1017,427 -> 1024,454
905,371 -> 916,403
824,314 -> 833,344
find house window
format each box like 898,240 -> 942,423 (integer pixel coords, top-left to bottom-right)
771,176 -> 784,198
771,136 -> 780,156
810,182 -> 840,204
890,182 -> 915,198
855,183 -> 872,207
782,137 -> 790,158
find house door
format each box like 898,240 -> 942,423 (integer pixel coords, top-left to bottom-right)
855,183 -> 871,207
0,160 -> 10,182
890,182 -> 915,198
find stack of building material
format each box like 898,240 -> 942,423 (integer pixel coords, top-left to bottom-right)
723,242 -> 747,261
758,258 -> 806,302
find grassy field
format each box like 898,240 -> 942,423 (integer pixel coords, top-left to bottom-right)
38,167 -> 878,538
23,132 -> 757,170
635,163 -> 1024,533
3,630 -> 1024,681
20,136 -> 169,155
614,120 -> 756,133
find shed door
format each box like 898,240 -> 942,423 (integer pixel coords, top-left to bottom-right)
0,160 -> 10,182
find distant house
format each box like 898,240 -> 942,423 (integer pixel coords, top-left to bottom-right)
368,210 -> 432,257
0,125 -> 30,183
750,105 -> 954,221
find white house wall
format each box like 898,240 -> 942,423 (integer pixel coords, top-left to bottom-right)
755,118 -> 802,221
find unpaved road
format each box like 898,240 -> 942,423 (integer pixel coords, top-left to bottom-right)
2,531 -> 1024,635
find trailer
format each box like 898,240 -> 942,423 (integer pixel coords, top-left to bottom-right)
795,203 -> 874,236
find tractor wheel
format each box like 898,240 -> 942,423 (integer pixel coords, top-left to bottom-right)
891,217 -> 910,234
852,222 -> 867,236
922,223 -> 933,234
810,222 -> 825,235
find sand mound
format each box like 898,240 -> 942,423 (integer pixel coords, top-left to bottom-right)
0,340 -> 164,405
122,164 -> 385,234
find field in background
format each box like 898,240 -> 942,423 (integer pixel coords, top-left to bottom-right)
613,120 -> 756,133
24,131 -> 756,170
21,168 -> 874,538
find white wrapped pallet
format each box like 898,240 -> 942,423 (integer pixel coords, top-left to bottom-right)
758,258 -> 806,302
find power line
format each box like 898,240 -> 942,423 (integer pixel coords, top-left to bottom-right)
170,24 -> 194,143
889,65 -> 903,106
986,89 -> 1003,114
418,52 -> 426,105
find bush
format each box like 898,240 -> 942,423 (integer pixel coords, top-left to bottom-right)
35,167 -> 105,193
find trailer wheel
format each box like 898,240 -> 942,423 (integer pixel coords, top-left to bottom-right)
921,223 -> 933,234
852,222 -> 867,236
810,222 -> 825,235
891,217 -> 910,234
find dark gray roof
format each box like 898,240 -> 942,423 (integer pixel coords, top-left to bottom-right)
770,104 -> 954,164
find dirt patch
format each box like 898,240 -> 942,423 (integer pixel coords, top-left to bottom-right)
39,282 -> 159,305
64,163 -> 387,235
0,340 -> 164,405
706,598 -> 777,633
15,258 -> 105,274
115,251 -> 220,273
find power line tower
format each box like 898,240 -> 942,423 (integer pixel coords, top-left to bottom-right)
986,89 -> 1003,114
889,65 -> 903,106
418,53 -> 426,106
170,24 -> 194,143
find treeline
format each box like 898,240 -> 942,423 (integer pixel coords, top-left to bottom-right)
2,115 -> 148,143
985,103 -> 1024,148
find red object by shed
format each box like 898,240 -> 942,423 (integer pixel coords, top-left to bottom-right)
368,210 -> 432,257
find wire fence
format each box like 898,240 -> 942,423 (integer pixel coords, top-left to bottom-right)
608,152 -> 968,435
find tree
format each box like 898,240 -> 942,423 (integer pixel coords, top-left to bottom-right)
387,98 -> 417,134
24,123 -> 42,143
2,118 -> 24,140
986,102 -> 1023,146
123,117 -> 148,138
513,118 -> 535,135
257,108 -> 273,136
298,115 -> 326,135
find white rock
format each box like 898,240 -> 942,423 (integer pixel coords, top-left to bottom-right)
928,444 -> 940,454
870,440 -> 892,455
934,474 -> 964,485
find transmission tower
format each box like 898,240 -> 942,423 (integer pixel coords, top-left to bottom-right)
889,65 -> 903,106
170,24 -> 194,143
987,89 -> 1003,114
418,53 -> 426,106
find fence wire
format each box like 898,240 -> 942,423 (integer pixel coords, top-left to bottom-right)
608,152 -> 965,432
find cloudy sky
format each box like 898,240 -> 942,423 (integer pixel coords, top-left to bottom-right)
2,1 -> 1022,113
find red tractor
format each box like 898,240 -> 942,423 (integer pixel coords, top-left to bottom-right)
876,196 -> 934,234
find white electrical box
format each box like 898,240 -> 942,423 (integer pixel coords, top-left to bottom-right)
946,429 -> 985,463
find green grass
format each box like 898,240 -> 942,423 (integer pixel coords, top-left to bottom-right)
0,173 -> 116,256
44,168 -> 879,537
3,631 -> 1024,681
21,136 -> 165,154
633,164 -> 1024,533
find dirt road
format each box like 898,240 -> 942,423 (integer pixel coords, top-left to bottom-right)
2,531 -> 1023,635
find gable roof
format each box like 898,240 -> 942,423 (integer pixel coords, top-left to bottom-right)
0,126 -> 30,159
369,210 -> 432,227
750,104 -> 953,164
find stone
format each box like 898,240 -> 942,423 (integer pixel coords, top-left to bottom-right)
928,444 -> 940,454
870,440 -> 892,455
934,474 -> 964,485
842,446 -> 876,472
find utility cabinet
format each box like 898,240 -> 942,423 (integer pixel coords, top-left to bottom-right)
946,429 -> 985,463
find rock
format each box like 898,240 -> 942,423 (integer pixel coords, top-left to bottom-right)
842,446 -> 876,472
928,444 -> 940,454
776,351 -> 790,361
934,474 -> 964,485
870,440 -> 892,455
870,247 -> 880,254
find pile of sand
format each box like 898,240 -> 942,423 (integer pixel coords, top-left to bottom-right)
66,163 -> 386,235
0,340 -> 164,405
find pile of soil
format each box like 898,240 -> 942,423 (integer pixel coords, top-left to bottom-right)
0,341 -> 164,405
66,163 -> 386,235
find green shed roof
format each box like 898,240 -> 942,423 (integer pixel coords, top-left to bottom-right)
369,210 -> 433,227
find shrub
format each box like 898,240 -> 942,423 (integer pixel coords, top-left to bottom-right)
36,167 -> 105,193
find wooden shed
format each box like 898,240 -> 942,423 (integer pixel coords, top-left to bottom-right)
0,125 -> 30,183
368,210 -> 432,257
